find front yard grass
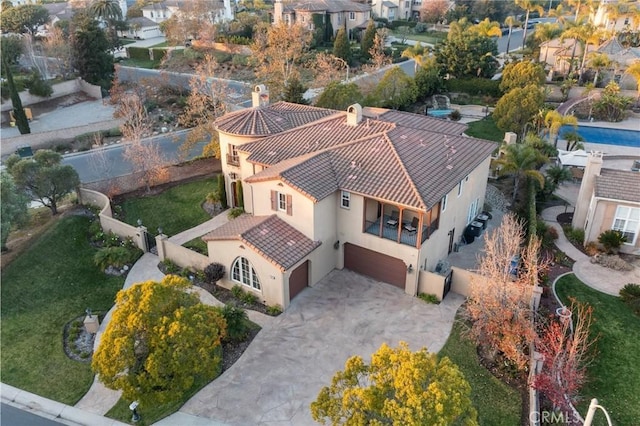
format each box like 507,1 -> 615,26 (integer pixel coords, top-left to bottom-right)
118,178 -> 215,237
0,215 -> 124,404
439,317 -> 521,425
465,116 -> 504,142
556,274 -> 640,426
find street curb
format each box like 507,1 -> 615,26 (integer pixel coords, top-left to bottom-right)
1,383 -> 129,426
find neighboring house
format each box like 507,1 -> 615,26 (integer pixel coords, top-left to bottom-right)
595,37 -> 640,89
372,0 -> 427,21
203,85 -> 496,309
141,0 -> 234,25
272,0 -> 371,37
539,38 -> 595,75
573,151 -> 640,254
117,16 -> 162,39
591,0 -> 640,33
41,2 -> 76,29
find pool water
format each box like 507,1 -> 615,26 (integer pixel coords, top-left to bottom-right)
427,109 -> 453,117
560,125 -> 640,148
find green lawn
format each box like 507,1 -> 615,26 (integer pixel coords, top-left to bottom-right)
118,58 -> 161,69
0,216 -> 124,404
390,30 -> 446,45
118,178 -> 216,237
556,274 -> 640,426
465,116 -> 504,142
439,318 -> 521,425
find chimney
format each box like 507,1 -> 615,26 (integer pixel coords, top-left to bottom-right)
252,85 -> 269,108
503,132 -> 517,145
346,104 -> 362,126
572,151 -> 603,230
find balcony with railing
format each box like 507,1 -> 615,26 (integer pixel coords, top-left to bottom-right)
362,198 -> 440,248
226,154 -> 240,166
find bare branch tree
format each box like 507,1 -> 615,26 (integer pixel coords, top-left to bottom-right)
465,213 -> 537,371
178,54 -> 229,158
311,53 -> 348,88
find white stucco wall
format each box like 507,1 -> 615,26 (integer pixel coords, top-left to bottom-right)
207,239 -> 285,308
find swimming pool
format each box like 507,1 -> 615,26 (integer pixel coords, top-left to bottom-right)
560,125 -> 640,148
428,109 -> 453,118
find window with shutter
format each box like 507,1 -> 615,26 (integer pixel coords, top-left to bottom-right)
286,194 -> 293,216
271,190 -> 277,211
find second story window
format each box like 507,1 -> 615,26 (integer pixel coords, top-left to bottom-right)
441,194 -> 448,212
227,144 -> 239,166
349,11 -> 356,20
271,190 -> 293,215
341,191 -> 350,209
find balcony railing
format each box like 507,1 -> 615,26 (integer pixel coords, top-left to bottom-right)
226,154 -> 240,166
364,215 -> 439,248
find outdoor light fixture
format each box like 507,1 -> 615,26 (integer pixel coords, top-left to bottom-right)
407,264 -> 413,273
129,401 -> 140,423
157,227 -> 163,235
333,240 -> 340,250
137,219 -> 142,226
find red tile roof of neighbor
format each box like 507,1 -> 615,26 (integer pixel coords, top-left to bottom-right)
202,215 -> 321,271
235,103 -> 496,210
595,169 -> 640,203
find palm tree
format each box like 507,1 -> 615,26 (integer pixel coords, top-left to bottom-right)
471,18 -> 502,38
563,131 -> 585,151
504,16 -> 518,54
401,42 -> 430,73
624,60 -> 640,102
587,52 -> 611,86
515,0 -> 544,50
544,110 -> 578,147
560,18 -> 590,76
89,0 -> 122,21
496,143 -> 546,204
548,4 -> 568,26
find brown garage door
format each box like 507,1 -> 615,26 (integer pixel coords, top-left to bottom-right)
289,260 -> 308,301
344,244 -> 406,289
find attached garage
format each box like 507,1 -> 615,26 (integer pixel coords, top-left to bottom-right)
344,244 -> 406,289
288,260 -> 309,301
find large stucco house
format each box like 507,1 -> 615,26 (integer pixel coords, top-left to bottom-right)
202,86 -> 496,309
141,0 -> 234,25
272,0 -> 371,36
573,152 -> 640,254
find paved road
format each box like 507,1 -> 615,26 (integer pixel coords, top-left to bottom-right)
62,131 -> 206,183
1,403 -> 65,426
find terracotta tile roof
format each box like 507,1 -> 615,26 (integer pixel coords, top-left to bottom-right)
202,215 -> 321,271
286,0 -> 371,13
374,109 -> 468,135
595,169 -> 640,203
242,114 -> 395,165
215,102 -> 335,136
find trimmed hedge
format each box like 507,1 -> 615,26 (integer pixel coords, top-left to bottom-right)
151,48 -> 168,61
445,78 -> 502,97
127,46 -> 150,61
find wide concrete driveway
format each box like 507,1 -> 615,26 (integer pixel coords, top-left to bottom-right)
177,269 -> 464,425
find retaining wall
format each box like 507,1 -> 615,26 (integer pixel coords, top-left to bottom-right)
1,78 -> 102,113
156,235 -> 210,271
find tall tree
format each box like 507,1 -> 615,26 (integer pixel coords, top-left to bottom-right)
360,19 -> 376,61
415,65 -> 445,100
0,35 -> 23,67
435,19 -> 498,78
314,81 -> 363,110
500,61 -> 546,93
2,55 -> 30,135
373,66 -> 417,110
515,0 -> 544,50
401,42 -> 429,73
281,76 -> 309,105
332,27 -> 351,65
178,55 -> 229,158
7,150 -> 80,215
251,22 -> 312,100
89,0 -> 122,21
42,26 -> 74,78
587,52 -> 612,86
503,15 -> 518,54
0,4 -> 49,34
496,142 -> 546,203
493,84 -> 545,140
534,22 -> 562,65
71,11 -> 114,88
466,214 -> 540,370
0,171 -> 29,252
420,0 -> 449,24
312,52 -> 350,88
92,275 -> 227,407
311,342 -> 478,425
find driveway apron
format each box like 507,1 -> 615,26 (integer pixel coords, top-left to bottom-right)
176,269 -> 463,426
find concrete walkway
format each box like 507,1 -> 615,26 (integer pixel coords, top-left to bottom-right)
540,204 -> 640,296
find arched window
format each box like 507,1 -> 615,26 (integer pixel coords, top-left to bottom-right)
231,257 -> 261,290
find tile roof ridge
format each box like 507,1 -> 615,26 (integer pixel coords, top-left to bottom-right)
381,132 -> 428,210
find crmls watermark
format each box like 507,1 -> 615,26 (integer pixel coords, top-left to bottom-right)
530,411 -> 580,424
